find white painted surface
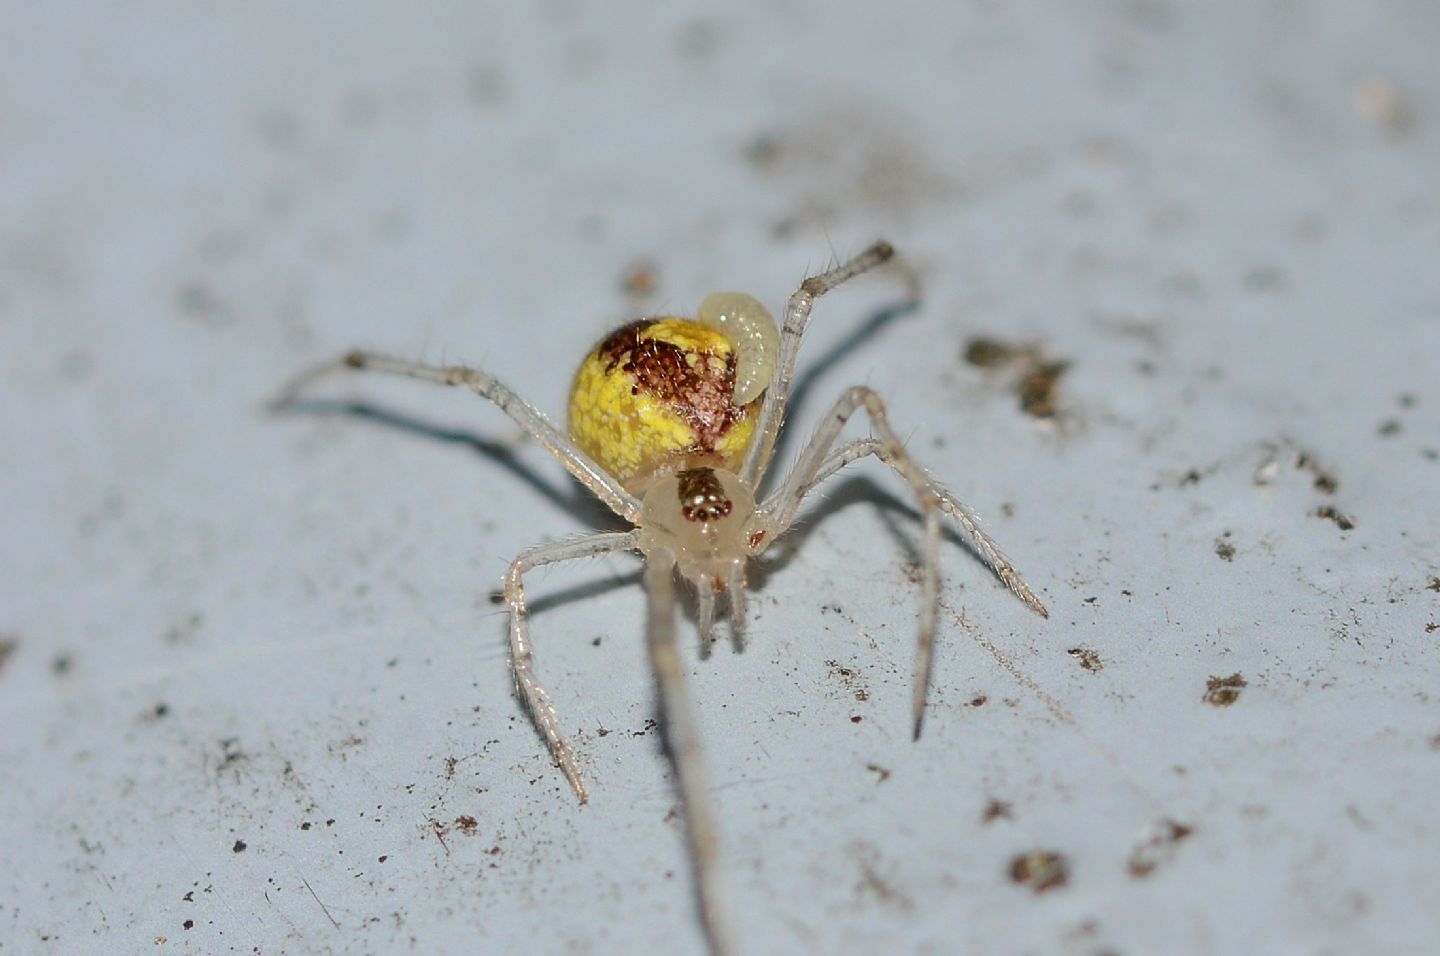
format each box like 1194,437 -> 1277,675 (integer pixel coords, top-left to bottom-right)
2,3 -> 1438,954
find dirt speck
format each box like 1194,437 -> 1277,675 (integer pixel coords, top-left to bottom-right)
51,653 -> 73,676
851,842 -> 914,912
620,260 -> 659,298
232,840 -> 247,853
1314,505 -> 1356,530
1067,647 -> 1103,672
487,590 -> 504,605
1204,673 -> 1247,707
1127,818 -> 1194,878
982,799 -> 1014,824
1009,851 -> 1069,893
962,337 -> 1070,419
1294,452 -> 1339,494
866,763 -> 891,783
0,636 -> 15,674
963,338 -> 1023,369
1377,419 -> 1402,437
826,659 -> 871,702
456,815 -> 479,834
1214,532 -> 1236,562
1354,74 -> 1417,137
1426,577 -> 1440,593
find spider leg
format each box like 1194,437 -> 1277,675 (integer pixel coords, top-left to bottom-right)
271,350 -> 643,523
766,438 -> 1049,617
504,530 -> 642,803
755,387 -> 1046,739
696,579 -> 717,659
740,241 -> 905,486
644,552 -> 734,956
725,562 -> 748,653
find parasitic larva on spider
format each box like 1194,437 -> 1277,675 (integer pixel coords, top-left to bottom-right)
271,241 -> 1048,956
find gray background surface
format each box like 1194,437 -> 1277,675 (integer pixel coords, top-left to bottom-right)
2,2 -> 1438,954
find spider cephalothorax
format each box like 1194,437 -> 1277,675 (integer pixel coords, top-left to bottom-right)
274,242 -> 1047,956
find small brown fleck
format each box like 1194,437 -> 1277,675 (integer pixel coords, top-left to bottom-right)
1426,577 -> 1440,593
1016,360 -> 1070,419
1009,851 -> 1069,893
1204,673 -> 1247,707
455,815 -> 478,834
962,336 -> 1070,418
850,715 -> 863,724
982,799 -> 1013,824
1067,647 -> 1103,672
1214,535 -> 1236,562
1127,818 -> 1194,877
620,260 -> 659,297
963,338 -> 1023,369
969,695 -> 988,708
1314,505 -> 1355,530
866,763 -> 891,783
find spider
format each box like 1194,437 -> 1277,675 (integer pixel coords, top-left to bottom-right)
272,241 -> 1047,955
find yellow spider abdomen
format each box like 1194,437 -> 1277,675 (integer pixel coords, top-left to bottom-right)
568,317 -> 759,492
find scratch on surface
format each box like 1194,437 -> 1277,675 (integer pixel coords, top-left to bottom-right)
302,876 -> 341,930
939,598 -> 1163,813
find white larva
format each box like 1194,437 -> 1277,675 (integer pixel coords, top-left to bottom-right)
696,292 -> 780,406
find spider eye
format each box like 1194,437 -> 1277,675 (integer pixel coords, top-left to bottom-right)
638,466 -> 756,583
696,292 -> 778,406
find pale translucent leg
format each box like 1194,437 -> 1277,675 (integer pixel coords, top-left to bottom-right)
764,437 -> 1048,617
755,387 -> 1046,739
740,241 -> 904,486
696,579 -> 717,658
271,349 -> 642,523
504,530 -> 642,803
725,562 -> 747,652
644,554 -> 734,956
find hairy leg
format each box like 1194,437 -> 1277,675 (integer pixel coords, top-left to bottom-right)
272,350 -> 642,523
756,387 -> 1045,738
740,241 -> 901,486
763,437 -> 1048,617
505,530 -> 641,803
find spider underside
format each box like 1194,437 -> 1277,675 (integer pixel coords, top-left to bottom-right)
273,241 -> 1047,956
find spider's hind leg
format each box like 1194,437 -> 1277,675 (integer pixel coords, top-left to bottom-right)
755,386 -> 1047,739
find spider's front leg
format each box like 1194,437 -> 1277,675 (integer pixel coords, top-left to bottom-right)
269,350 -> 643,524
504,530 -> 641,803
753,387 -> 1047,738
